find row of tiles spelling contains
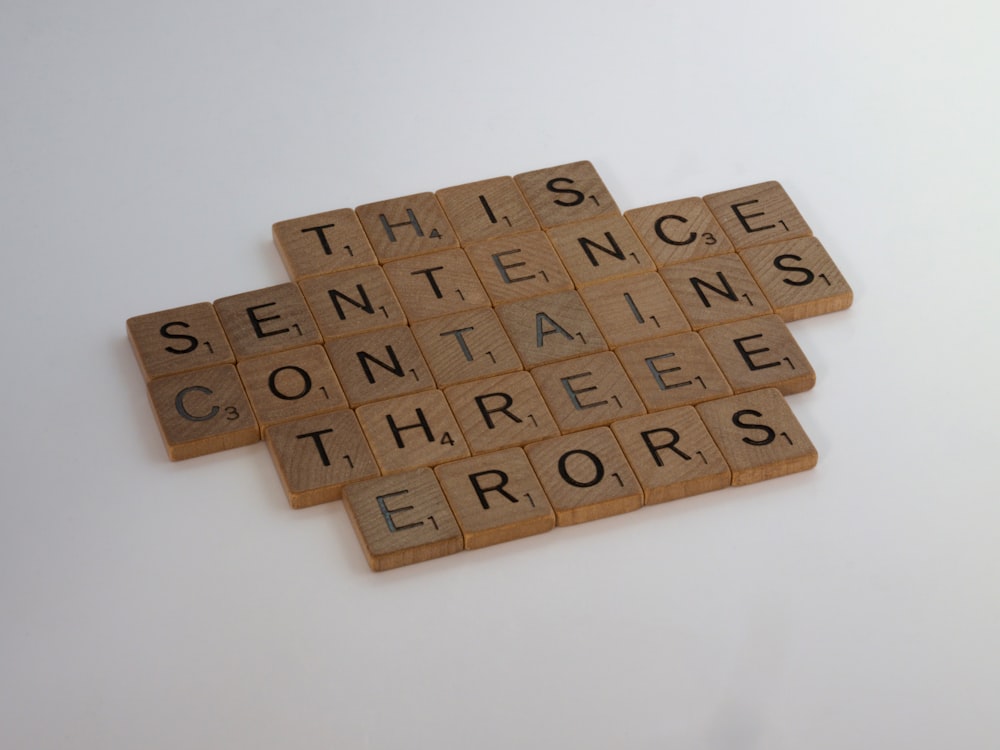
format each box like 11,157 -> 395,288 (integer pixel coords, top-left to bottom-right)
341,387 -> 817,571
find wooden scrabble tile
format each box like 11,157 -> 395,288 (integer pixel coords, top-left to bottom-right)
271,208 -> 377,281
356,389 -> 469,474
579,272 -> 690,348
660,253 -> 771,329
435,448 -> 555,550
214,283 -> 322,359
355,192 -> 458,262
411,308 -> 521,387
464,231 -> 574,305
444,371 -> 559,454
264,410 -> 380,509
696,388 -> 817,485
325,326 -> 433,407
611,407 -> 731,504
298,265 -> 407,340
546,213 -> 655,286
524,427 -> 643,525
342,468 -> 464,571
146,364 -> 259,460
236,345 -> 347,429
738,236 -> 854,321
514,160 -> 619,228
436,175 -> 540,243
703,181 -> 811,250
531,351 -> 645,433
699,315 -> 816,396
495,289 -> 607,368
383,248 -> 490,322
624,197 -> 734,267
127,302 -> 234,381
615,332 -> 733,411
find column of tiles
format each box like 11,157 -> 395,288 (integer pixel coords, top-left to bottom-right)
127,162 -> 852,573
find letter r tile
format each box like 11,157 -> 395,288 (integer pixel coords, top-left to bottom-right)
343,468 -> 464,571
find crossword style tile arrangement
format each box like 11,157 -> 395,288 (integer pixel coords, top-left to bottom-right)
127,162 -> 853,571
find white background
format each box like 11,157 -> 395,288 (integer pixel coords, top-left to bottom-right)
3,1 -> 998,747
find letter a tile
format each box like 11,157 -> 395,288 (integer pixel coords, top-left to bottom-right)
343,468 -> 464,571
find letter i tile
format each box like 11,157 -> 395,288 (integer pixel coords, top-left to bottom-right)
435,448 -> 555,550
343,468 -> 464,571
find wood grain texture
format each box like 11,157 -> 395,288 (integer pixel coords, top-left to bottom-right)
435,448 -> 554,550
524,426 -> 643,525
465,231 -> 574,305
579,272 -> 690,348
272,207 -> 377,280
265,409 -> 379,509
444,371 -> 560,454
699,315 -> 816,396
355,192 -> 458,262
145,364 -> 259,460
495,289 -> 607,368
127,302 -> 234,381
325,325 -> 433,407
383,247 -> 490,322
298,266 -> 406,340
214,283 -> 322,359
514,160 -> 619,228
660,253 -> 772,330
625,197 -> 734,267
410,307 -> 521,387
545,213 -> 655,287
703,181 -> 811,250
614,332 -> 732,411
696,388 -> 817,486
343,468 -> 464,571
236,344 -> 347,429
739,236 -> 853,321
436,175 -> 539,243
611,407 -> 731,504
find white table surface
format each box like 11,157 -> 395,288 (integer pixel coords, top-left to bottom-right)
3,1 -> 998,747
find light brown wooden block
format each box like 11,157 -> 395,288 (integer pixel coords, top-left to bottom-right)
531,351 -> 645,433
342,468 -> 464,571
411,308 -> 521,387
146,364 -> 259,460
524,427 -> 643,525
464,231 -> 574,305
624,197 -> 734,267
514,160 -> 619,228
579,272 -> 690,348
236,345 -> 347,430
695,388 -> 817,485
356,389 -> 469,474
264,410 -> 380,509
435,448 -> 554,550
738,236 -> 854,321
660,253 -> 771,330
355,192 -> 458,262
611,407 -> 731,505
271,208 -> 377,280
444,371 -> 559,454
298,266 -> 406,340
703,181 -> 811,250
615,332 -> 733,411
127,302 -> 235,381
325,326 -> 433,407
546,213 -> 655,287
382,248 -> 490,322
214,283 -> 322,359
699,315 -> 816,396
495,289 -> 607,368
436,175 -> 540,243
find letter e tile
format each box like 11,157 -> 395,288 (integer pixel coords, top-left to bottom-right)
696,388 -> 817,485
343,469 -> 464,571
435,448 -> 555,550
703,181 -> 811,250
214,283 -> 322,358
